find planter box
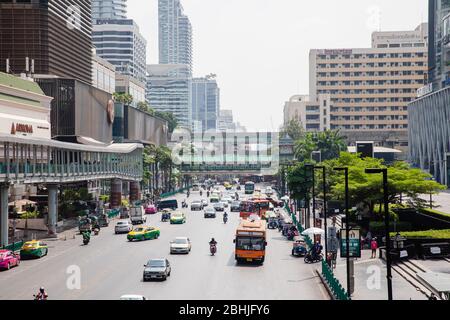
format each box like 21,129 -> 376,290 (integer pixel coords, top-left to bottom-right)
419,243 -> 450,260
9,219 -> 48,231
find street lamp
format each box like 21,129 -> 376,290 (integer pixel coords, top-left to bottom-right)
333,167 -> 351,299
305,164 -> 315,229
314,166 -> 328,260
365,168 -> 393,301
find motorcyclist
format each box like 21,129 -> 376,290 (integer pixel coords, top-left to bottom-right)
207,191 -> 210,198
200,190 -> 203,196
186,190 -> 190,198
82,230 -> 91,243
312,241 -> 323,260
34,287 -> 48,300
223,212 -> 228,223
209,238 -> 218,246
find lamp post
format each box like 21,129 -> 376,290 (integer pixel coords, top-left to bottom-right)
334,167 -> 351,299
315,166 -> 328,260
365,168 -> 393,301
305,164 -> 315,229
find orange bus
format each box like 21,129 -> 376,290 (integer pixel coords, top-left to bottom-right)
239,199 -> 271,219
234,219 -> 267,264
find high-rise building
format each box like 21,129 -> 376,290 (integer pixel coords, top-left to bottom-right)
428,0 -> 450,90
283,94 -> 331,132
146,64 -> 192,127
308,24 -> 428,152
158,0 -> 193,76
191,76 -> 220,132
218,110 -> 235,132
92,0 -> 127,23
93,19 -> 147,83
92,52 -> 116,94
0,0 -> 93,84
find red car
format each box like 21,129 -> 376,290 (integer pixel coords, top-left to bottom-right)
145,205 -> 157,215
0,249 -> 20,270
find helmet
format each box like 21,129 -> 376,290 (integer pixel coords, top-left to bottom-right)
211,238 -> 215,242
39,287 -> 45,293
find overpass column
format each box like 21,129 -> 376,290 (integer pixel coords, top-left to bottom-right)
1,184 -> 9,247
110,179 -> 122,209
47,184 -> 58,237
129,181 -> 140,203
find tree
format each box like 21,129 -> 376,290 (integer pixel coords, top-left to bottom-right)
294,130 -> 346,162
113,92 -> 133,105
280,119 -> 304,141
321,153 -> 446,217
137,101 -> 155,115
287,161 -> 314,202
155,111 -> 179,133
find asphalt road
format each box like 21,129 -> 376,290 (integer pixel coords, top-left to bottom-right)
0,185 -> 327,300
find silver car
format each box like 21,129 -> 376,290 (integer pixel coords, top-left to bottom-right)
170,237 -> 192,254
143,259 -> 171,281
115,221 -> 132,234
190,200 -> 203,211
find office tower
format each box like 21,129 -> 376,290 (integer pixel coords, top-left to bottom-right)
0,0 -> 93,84
191,76 -> 220,132
146,64 -> 192,127
92,0 -> 127,23
93,19 -> 147,83
283,94 -> 331,132
428,0 -> 450,89
308,24 -> 428,152
218,110 -> 235,132
159,0 -> 193,76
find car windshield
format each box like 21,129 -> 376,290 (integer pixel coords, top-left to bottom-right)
134,228 -> 144,232
206,209 -> 215,213
173,213 -> 183,218
148,260 -> 165,267
117,222 -> 127,225
236,237 -> 265,251
174,238 -> 188,244
193,201 -> 201,204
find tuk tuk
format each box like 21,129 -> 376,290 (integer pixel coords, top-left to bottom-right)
292,240 -> 308,257
161,209 -> 172,222
94,208 -> 109,227
120,207 -> 130,219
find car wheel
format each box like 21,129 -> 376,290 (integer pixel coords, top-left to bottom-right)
16,259 -> 20,266
163,275 -> 167,281
6,262 -> 10,270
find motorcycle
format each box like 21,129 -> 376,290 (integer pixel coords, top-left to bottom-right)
93,227 -> 100,236
200,190 -> 203,196
223,215 -> 228,224
207,191 -> 210,198
82,232 -> 91,245
210,244 -> 217,256
304,251 -> 323,264
33,294 -> 48,301
182,200 -> 188,208
186,191 -> 190,198
287,230 -> 295,241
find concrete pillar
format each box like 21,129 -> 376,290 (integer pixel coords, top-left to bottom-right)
1,184 -> 9,247
110,179 -> 122,209
129,181 -> 140,203
47,185 -> 58,237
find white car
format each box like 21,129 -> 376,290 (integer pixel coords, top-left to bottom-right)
222,196 -> 233,204
120,295 -> 147,300
115,221 -> 132,234
170,237 -> 192,254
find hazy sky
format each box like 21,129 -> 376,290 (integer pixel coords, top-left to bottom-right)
127,0 -> 428,132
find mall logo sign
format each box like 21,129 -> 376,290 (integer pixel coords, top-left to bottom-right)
11,123 -> 33,135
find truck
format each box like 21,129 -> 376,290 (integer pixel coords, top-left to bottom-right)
129,206 -> 146,225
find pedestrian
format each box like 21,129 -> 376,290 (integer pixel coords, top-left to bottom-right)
371,237 -> 378,259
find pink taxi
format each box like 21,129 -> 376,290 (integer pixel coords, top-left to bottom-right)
0,249 -> 20,271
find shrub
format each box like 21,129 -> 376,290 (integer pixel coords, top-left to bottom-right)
121,199 -> 129,207
391,229 -> 450,239
20,211 -> 40,219
419,208 -> 450,223
369,221 -> 413,235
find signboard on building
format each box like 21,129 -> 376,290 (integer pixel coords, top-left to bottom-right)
417,83 -> 433,98
356,141 -> 374,159
340,228 -> 361,258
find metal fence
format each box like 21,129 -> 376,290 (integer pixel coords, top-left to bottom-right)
160,186 -> 192,199
2,240 -> 24,252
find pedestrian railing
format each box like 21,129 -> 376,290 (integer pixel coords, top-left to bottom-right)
160,186 -> 192,199
321,260 -> 350,300
2,240 -> 24,252
107,208 -> 120,219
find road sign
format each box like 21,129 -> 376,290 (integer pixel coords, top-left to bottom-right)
340,228 -> 361,258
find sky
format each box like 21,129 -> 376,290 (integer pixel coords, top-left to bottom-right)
127,0 -> 428,132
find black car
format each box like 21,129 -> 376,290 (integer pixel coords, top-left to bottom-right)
204,208 -> 217,218
230,201 -> 241,212
157,199 -> 178,210
213,202 -> 225,212
143,259 -> 171,281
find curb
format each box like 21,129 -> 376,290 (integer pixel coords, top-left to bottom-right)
315,269 -> 335,300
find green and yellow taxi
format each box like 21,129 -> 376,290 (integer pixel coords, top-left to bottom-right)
170,211 -> 186,224
127,226 -> 160,242
20,240 -> 48,259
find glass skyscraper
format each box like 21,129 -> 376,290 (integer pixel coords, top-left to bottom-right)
92,0 -> 127,23
191,77 -> 220,132
158,0 -> 193,77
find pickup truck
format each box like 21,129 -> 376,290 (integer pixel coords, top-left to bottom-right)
130,206 -> 147,225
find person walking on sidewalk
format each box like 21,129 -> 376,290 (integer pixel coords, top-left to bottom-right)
371,237 -> 378,259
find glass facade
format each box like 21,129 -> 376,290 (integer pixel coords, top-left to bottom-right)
191,78 -> 220,132
92,0 -> 127,23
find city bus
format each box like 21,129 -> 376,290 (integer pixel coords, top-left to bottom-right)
234,219 -> 267,264
239,199 -> 270,219
245,181 -> 255,195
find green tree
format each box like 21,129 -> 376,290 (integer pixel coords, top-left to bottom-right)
113,92 -> 134,105
137,101 -> 155,115
322,152 -> 446,217
280,119 -> 304,141
294,130 -> 346,162
155,111 -> 179,133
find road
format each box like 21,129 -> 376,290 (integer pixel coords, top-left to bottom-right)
0,185 -> 327,300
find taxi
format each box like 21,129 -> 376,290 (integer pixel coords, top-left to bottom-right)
127,226 -> 160,242
20,240 -> 48,259
170,211 -> 186,224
